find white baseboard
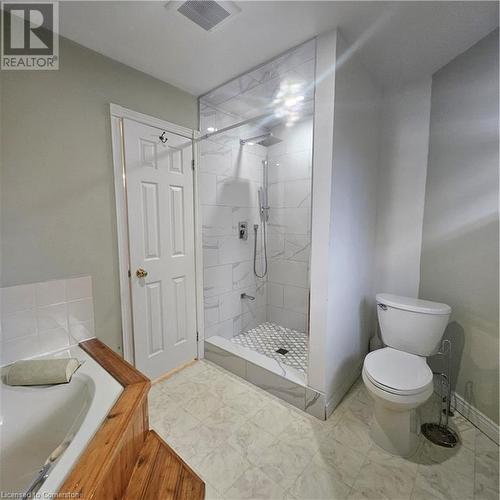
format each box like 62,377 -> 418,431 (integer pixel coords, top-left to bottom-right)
452,391 -> 499,444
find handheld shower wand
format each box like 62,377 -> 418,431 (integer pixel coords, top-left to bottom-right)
258,187 -> 270,222
254,159 -> 269,278
253,223 -> 267,278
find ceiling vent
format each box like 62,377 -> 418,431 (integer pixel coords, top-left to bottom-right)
169,1 -> 241,32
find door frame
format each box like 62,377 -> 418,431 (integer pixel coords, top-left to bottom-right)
109,103 -> 204,366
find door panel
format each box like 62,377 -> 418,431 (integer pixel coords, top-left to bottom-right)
141,182 -> 161,259
145,281 -> 164,355
123,119 -> 196,379
169,185 -> 185,256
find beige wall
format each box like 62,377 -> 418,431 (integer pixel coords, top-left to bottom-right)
0,37 -> 198,354
420,29 -> 499,424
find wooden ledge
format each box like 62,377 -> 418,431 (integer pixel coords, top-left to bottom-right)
79,338 -> 148,386
59,339 -> 151,499
123,430 -> 205,500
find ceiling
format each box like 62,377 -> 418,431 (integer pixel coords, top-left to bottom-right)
60,1 -> 499,96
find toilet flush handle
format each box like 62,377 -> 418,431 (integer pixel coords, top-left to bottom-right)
378,303 -> 388,311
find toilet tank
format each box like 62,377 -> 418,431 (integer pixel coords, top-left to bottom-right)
376,293 -> 451,356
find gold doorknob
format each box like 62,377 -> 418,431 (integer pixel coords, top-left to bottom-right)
136,268 -> 148,278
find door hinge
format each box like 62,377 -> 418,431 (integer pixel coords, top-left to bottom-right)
196,331 -> 199,341
128,269 -> 131,278
191,159 -> 195,171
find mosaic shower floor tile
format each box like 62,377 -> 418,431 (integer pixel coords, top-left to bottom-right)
231,322 -> 308,373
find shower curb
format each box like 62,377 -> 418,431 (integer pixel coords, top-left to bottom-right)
204,338 -> 326,420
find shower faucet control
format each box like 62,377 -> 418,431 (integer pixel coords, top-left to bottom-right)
239,221 -> 248,240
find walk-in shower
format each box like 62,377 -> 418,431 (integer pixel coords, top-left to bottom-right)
199,39 -> 315,386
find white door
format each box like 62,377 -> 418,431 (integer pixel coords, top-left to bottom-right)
123,118 -> 197,379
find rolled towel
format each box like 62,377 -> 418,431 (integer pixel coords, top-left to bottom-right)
5,358 -> 81,386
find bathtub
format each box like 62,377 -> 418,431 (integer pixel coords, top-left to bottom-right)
0,345 -> 123,496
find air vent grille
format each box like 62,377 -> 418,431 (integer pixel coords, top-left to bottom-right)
177,1 -> 231,31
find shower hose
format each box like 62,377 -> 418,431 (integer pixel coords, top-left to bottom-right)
253,222 -> 268,278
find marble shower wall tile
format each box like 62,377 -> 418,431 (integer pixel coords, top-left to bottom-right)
198,172 -> 217,205
203,265 -> 233,298
201,205 -> 233,237
204,296 -> 220,328
266,118 -> 313,330
219,290 -> 243,322
284,233 -> 311,262
267,260 -> 309,288
284,286 -> 309,313
216,176 -> 258,207
241,308 -> 267,333
199,104 -> 266,345
267,207 -> 310,235
268,150 -> 312,183
200,46 -> 313,344
201,40 -> 315,118
268,306 -> 307,332
199,140 -> 233,176
268,283 -> 284,307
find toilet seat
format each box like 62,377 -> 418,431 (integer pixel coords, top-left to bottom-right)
363,347 -> 433,396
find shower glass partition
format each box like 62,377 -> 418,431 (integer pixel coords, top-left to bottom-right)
198,40 -> 315,389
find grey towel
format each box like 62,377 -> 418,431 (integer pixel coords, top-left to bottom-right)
5,358 -> 81,386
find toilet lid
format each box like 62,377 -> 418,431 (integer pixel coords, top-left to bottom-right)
364,347 -> 433,395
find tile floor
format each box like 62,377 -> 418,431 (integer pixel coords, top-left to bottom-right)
149,360 -> 499,500
231,322 -> 308,373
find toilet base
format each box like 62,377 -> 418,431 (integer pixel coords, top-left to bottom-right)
371,403 -> 420,457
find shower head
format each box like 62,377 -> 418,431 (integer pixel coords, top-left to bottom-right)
240,133 -> 282,147
258,134 -> 283,147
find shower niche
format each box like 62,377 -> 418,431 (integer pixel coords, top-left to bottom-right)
198,39 -> 322,417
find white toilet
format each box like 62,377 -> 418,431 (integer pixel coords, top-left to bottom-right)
362,293 -> 451,457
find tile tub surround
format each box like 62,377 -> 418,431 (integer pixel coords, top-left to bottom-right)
0,276 -> 95,365
149,360 -> 499,500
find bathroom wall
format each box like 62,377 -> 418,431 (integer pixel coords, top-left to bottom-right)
325,33 -> 381,404
266,118 -> 313,332
308,29 -> 337,395
0,36 -> 197,353
0,73 -> 3,288
308,30 -> 381,404
199,106 -> 267,339
374,79 -> 432,298
420,29 -> 499,424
